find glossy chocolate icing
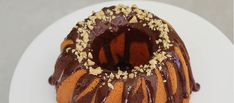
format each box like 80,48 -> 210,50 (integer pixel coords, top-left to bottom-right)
49,5 -> 200,103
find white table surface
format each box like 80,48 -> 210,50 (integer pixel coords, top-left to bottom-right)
0,0 -> 233,103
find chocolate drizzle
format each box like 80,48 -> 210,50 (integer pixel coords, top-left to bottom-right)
72,74 -> 99,103
145,74 -> 157,103
160,67 -> 175,103
49,5 -> 200,103
172,51 -> 189,98
122,79 -> 135,103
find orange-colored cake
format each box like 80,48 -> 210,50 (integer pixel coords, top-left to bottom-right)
49,4 -> 200,103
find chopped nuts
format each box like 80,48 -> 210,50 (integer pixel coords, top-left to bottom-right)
71,49 -> 76,53
123,75 -> 128,79
146,69 -> 152,76
77,56 -> 83,63
107,83 -> 114,89
65,47 -> 71,52
80,52 -> 87,59
88,52 -> 93,59
109,73 -> 114,79
89,67 -> 103,75
131,4 -> 138,8
95,11 -> 105,19
87,59 -> 95,65
155,51 -> 167,63
149,59 -> 157,65
129,16 -> 138,23
129,73 -> 135,78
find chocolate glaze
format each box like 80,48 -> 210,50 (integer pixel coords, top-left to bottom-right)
72,74 -> 100,103
49,5 -> 200,103
95,84 -> 110,103
92,27 -> 153,71
129,83 -> 144,103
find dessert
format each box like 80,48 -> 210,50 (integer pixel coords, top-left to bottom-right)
49,4 -> 200,103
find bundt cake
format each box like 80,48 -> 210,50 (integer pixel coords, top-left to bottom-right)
49,4 -> 200,103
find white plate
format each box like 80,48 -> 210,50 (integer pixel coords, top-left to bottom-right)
9,1 -> 233,103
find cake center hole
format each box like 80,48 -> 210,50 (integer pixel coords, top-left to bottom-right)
91,27 -> 153,71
